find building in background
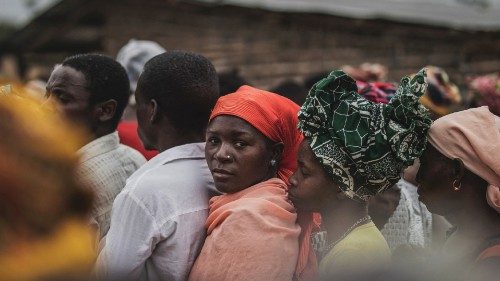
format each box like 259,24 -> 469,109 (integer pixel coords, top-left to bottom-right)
0,0 -> 499,88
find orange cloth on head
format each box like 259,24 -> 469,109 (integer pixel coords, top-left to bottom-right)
188,179 -> 301,281
207,85 -> 317,280
428,107 -> 500,211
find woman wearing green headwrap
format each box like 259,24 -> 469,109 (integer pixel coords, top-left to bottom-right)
289,68 -> 431,279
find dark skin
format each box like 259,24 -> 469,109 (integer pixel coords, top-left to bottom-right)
368,186 -> 400,229
416,144 -> 500,271
205,115 -> 284,194
289,140 -> 368,245
134,85 -> 203,152
45,65 -> 117,140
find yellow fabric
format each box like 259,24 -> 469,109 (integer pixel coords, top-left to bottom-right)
0,219 -> 96,281
319,221 -> 390,278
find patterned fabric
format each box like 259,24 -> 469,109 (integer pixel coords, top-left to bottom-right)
356,81 -> 396,104
298,68 -> 431,202
77,131 -> 146,238
381,179 -> 433,250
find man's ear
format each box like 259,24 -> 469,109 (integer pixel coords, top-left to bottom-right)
149,99 -> 160,123
95,99 -> 117,122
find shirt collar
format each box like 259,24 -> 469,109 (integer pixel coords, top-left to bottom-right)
147,142 -> 206,168
78,131 -> 120,162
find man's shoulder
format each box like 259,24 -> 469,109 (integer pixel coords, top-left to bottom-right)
117,144 -> 147,164
125,161 -> 212,198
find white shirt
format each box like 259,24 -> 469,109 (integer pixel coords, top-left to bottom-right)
96,142 -> 215,281
77,131 -> 146,238
381,179 -> 433,250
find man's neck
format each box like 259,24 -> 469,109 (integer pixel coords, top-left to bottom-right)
155,132 -> 204,153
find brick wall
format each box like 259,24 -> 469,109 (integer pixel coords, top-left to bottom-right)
100,0 -> 500,90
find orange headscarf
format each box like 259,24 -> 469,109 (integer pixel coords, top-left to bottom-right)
209,85 -> 317,280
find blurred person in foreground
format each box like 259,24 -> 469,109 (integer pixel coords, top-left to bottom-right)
97,51 -> 219,281
289,69 -> 431,279
116,39 -> 166,160
188,86 -> 317,281
416,106 -> 500,280
0,87 -> 95,281
45,54 -> 146,239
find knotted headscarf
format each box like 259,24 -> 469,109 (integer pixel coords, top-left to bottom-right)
298,68 -> 431,202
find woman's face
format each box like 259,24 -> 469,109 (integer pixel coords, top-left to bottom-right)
205,115 -> 279,193
288,140 -> 338,212
416,145 -> 461,216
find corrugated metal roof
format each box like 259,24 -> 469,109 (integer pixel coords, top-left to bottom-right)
195,0 -> 500,30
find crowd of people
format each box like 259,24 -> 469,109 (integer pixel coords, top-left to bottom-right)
0,39 -> 499,281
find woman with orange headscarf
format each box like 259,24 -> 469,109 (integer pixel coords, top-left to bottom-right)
188,85 -> 317,281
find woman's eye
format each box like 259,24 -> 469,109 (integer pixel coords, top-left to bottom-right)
207,137 -> 219,145
234,141 -> 247,148
300,168 -> 309,177
57,94 -> 72,104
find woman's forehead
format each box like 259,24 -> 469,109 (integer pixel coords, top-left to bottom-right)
208,115 -> 258,134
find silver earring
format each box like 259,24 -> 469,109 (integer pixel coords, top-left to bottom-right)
270,159 -> 277,166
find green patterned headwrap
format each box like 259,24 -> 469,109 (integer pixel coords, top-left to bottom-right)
298,68 -> 431,202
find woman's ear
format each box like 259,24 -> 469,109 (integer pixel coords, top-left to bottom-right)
270,142 -> 284,164
452,158 -> 465,184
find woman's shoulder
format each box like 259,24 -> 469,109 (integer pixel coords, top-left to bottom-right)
320,223 -> 391,278
325,222 -> 390,263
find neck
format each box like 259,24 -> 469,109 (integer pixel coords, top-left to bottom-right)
321,198 -> 369,245
89,126 -> 114,142
451,201 -> 500,242
155,131 -> 204,153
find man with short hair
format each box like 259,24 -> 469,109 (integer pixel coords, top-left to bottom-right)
46,54 -> 146,239
97,51 -> 219,281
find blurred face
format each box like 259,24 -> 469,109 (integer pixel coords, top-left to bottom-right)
134,86 -> 156,150
45,65 -> 92,127
205,115 -> 276,193
289,140 -> 337,212
416,145 -> 461,216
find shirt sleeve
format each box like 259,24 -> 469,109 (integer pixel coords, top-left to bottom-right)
95,190 -> 161,280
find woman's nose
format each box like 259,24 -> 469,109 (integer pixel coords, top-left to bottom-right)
214,143 -> 233,163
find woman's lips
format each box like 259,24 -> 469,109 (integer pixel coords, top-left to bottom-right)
212,168 -> 234,181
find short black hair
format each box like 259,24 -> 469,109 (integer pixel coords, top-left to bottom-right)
62,54 -> 130,128
304,71 -> 330,91
271,80 -> 307,105
218,68 -> 248,96
137,50 -> 219,135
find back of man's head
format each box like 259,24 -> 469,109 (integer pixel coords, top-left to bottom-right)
62,54 -> 130,129
137,51 -> 219,136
